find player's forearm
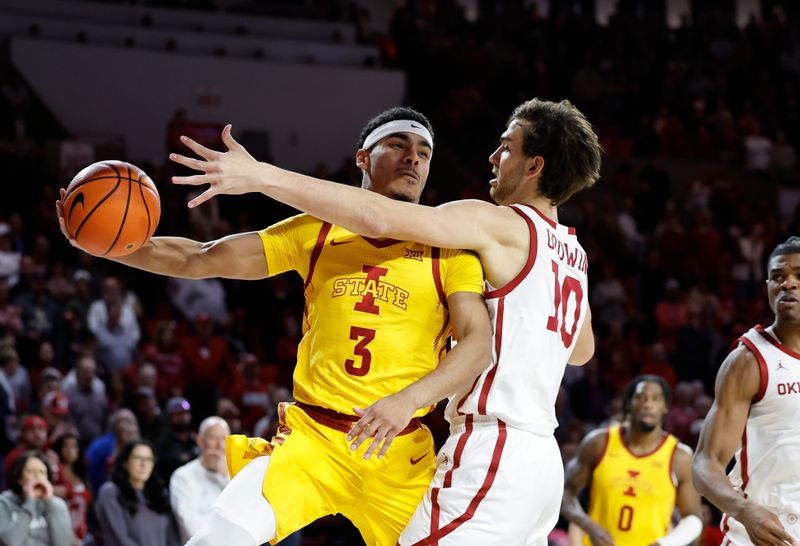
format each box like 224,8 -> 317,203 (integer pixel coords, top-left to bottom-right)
399,334 -> 492,410
256,163 -> 383,233
560,491 -> 595,531
692,455 -> 749,519
109,236 -> 207,278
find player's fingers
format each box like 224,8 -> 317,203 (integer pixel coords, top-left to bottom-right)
171,174 -> 210,187
169,153 -> 210,172
188,188 -> 218,209
221,124 -> 243,152
350,419 -> 382,450
352,407 -> 366,417
180,135 -> 219,160
346,413 -> 370,441
376,433 -> 397,459
771,527 -> 796,546
362,430 -> 386,459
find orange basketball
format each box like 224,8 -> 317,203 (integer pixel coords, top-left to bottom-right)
63,160 -> 160,257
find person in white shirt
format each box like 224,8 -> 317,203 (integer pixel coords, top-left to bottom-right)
169,416 -> 230,543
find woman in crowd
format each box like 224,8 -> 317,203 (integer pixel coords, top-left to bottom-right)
53,430 -> 92,542
0,450 -> 76,546
95,439 -> 179,546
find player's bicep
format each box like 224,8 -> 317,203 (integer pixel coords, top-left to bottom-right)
695,347 -> 760,468
564,429 -> 606,494
198,232 -> 268,280
568,307 -> 594,365
446,291 -> 492,347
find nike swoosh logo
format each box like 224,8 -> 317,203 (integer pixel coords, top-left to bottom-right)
410,123 -> 422,129
68,192 -> 85,221
330,239 -> 352,246
410,453 -> 428,465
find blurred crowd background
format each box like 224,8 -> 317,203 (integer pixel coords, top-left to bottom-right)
0,0 -> 799,544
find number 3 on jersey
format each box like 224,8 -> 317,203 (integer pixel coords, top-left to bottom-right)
344,326 -> 375,376
545,260 -> 584,348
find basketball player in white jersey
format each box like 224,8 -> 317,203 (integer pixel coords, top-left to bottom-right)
169,97 -> 601,544
693,236 -> 800,546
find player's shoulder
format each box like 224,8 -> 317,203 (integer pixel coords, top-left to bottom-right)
577,426 -> 612,461
719,342 -> 762,382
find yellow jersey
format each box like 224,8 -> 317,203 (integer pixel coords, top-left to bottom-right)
258,214 -> 484,417
585,425 -> 679,546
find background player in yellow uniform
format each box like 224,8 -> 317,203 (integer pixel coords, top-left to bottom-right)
561,375 -> 702,546
55,107 -> 493,546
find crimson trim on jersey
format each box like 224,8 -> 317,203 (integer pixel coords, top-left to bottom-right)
412,419 -> 508,546
443,415 -> 473,489
305,222 -> 332,289
484,206 -> 537,299
523,203 -> 558,228
361,236 -> 403,248
755,324 -> 800,360
455,376 -> 480,416
739,337 -> 769,403
619,425 -> 671,458
430,487 -> 441,545
431,247 -> 447,308
478,296 -> 505,415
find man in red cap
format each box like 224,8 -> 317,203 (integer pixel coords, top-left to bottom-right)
41,390 -> 71,442
4,415 -> 49,480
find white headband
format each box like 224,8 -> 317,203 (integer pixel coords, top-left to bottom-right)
362,119 -> 433,151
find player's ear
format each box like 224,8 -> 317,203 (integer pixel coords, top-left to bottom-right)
527,155 -> 544,177
356,149 -> 370,171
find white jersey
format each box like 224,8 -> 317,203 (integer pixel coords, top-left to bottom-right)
445,203 -> 589,435
722,325 -> 800,544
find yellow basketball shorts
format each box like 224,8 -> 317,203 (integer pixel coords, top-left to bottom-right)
226,402 -> 437,546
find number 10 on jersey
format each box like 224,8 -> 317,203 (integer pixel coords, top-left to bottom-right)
545,260 -> 584,348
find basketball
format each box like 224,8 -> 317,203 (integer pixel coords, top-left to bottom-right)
62,160 -> 160,257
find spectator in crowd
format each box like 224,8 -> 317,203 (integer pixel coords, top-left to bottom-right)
132,387 -> 167,443
87,277 -> 140,342
143,321 -> 185,401
181,314 -> 230,422
93,299 -> 138,376
0,346 -> 30,413
169,416 -> 230,542
154,397 -> 198,483
52,430 -> 92,542
0,278 -> 23,340
15,270 -> 60,349
4,415 -> 50,480
0,450 -> 75,546
29,364 -> 61,416
63,269 -> 93,341
0,223 -> 21,287
61,355 -> 107,445
40,389 -> 71,441
226,353 -> 271,434
95,439 -> 180,546
86,409 -> 140,494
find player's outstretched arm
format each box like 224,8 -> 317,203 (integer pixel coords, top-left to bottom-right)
170,126 -> 508,254
650,444 -> 702,546
561,428 -> 616,546
345,291 -> 493,460
692,346 -> 797,546
56,189 -> 268,280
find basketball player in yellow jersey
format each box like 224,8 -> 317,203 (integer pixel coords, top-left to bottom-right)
55,107 -> 493,546
561,375 -> 702,546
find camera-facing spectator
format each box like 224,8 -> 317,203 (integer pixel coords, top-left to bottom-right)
0,450 -> 76,546
61,355 -> 107,445
95,439 -> 180,546
86,408 -> 140,495
154,397 -> 198,483
52,430 -> 91,542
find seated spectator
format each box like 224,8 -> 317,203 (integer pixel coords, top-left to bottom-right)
132,387 -> 168,443
28,365 -> 61,416
40,390 -> 71,442
0,223 -> 21,287
61,355 -> 108,445
154,397 -> 198,483
0,346 -> 27,413
0,450 -> 75,546
0,278 -> 22,340
4,415 -> 55,482
94,300 -> 138,376
86,409 -> 140,495
95,439 -> 180,546
169,416 -> 230,542
52,430 -> 92,542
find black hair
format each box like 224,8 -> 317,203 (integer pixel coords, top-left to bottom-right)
510,98 -> 602,206
621,375 -> 672,417
52,430 -> 87,481
7,450 -> 52,497
357,107 -> 434,150
768,236 -> 800,265
110,439 -> 171,516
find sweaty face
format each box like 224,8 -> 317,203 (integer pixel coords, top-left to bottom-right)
628,381 -> 668,433
360,132 -> 431,203
767,253 -> 800,323
488,120 -> 533,205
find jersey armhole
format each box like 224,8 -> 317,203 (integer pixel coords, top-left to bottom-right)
739,337 -> 769,403
591,429 -> 611,471
484,205 -> 538,299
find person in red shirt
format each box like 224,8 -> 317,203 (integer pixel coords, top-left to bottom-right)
181,314 -> 230,423
52,430 -> 92,540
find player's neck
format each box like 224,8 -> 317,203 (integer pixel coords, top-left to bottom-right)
769,321 -> 800,352
520,196 -> 558,223
623,423 -> 665,453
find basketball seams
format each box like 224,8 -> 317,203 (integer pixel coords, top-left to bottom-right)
65,175 -> 154,197
103,164 -> 134,256
73,179 -> 122,240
